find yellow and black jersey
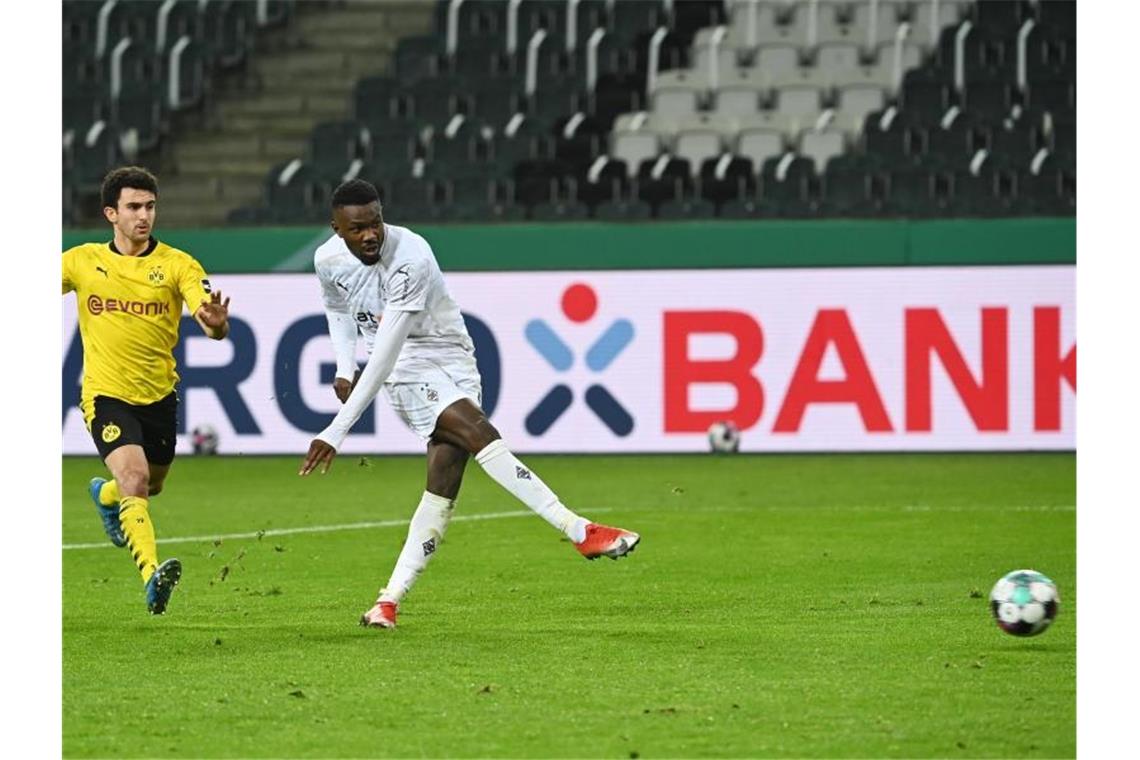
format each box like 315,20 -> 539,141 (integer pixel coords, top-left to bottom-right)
62,237 -> 214,423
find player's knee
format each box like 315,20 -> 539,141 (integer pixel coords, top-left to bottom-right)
148,481 -> 164,497
118,469 -> 150,497
470,417 -> 501,451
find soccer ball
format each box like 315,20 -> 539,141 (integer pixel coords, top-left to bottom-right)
707,421 -> 741,453
191,424 -> 220,455
990,569 -> 1060,637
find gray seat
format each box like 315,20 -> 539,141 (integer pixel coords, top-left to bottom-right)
653,88 -> 701,118
816,43 -> 862,76
651,68 -> 712,96
834,85 -> 886,136
799,129 -> 846,174
910,0 -> 964,50
815,1 -> 866,45
737,128 -> 784,168
675,130 -> 724,176
611,130 -> 661,177
728,1 -> 802,48
753,43 -> 800,77
775,85 -> 821,118
715,86 -> 763,116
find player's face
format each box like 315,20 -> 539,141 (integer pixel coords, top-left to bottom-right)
332,202 -> 384,263
104,188 -> 157,245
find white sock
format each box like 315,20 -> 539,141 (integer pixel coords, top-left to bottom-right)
377,491 -> 453,605
474,439 -> 589,543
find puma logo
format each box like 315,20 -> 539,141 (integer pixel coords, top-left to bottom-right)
96,266 -> 109,278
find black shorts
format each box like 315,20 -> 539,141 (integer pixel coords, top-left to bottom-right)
88,392 -> 178,466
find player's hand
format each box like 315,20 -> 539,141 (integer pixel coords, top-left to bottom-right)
333,369 -> 362,404
299,439 -> 337,476
197,291 -> 231,329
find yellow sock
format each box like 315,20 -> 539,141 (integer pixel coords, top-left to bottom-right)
98,479 -> 120,506
119,496 -> 158,583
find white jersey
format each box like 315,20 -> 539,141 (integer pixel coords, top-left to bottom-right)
313,224 -> 475,383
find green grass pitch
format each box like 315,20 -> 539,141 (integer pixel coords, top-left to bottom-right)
62,453 -> 1075,758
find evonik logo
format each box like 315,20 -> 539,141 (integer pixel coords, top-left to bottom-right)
523,284 -> 635,437
87,295 -> 171,317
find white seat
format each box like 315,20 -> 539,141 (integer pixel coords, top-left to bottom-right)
816,42 -> 862,75
718,67 -> 767,91
910,0 -> 962,50
736,127 -> 785,168
833,84 -> 886,135
773,1 -> 811,47
728,1 -> 803,48
828,64 -> 887,89
816,1 -> 864,45
799,129 -> 846,174
737,109 -> 818,139
672,111 -> 740,139
611,131 -> 662,177
854,3 -> 897,48
675,130 -> 725,175
653,88 -> 700,117
753,43 -> 800,76
775,85 -> 821,117
715,86 -> 763,116
692,44 -> 742,79
874,40 -> 923,92
651,68 -> 712,95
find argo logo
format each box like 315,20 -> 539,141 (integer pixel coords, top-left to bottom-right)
523,283 -> 635,437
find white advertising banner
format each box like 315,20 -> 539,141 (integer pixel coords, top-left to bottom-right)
62,266 -> 1075,454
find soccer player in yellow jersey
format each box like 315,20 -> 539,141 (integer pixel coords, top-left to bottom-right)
62,166 -> 231,615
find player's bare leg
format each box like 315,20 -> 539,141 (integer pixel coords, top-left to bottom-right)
361,440 -> 469,629
147,463 -> 171,496
431,399 -> 640,560
90,461 -> 172,546
102,446 -> 180,614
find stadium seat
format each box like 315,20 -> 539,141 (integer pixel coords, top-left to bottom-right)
821,154 -> 876,218
674,130 -> 724,174
799,130 -> 846,175
736,128 -> 784,169
611,130 -> 662,178
636,155 -> 695,210
578,155 -> 632,209
199,0 -> 255,71
758,153 -> 820,217
833,85 -> 887,138
698,153 -> 756,209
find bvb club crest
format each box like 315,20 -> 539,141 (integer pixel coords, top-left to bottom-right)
148,266 -> 165,285
102,423 -> 121,443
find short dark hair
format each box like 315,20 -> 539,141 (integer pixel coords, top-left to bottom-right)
101,166 -> 159,209
331,179 -> 380,209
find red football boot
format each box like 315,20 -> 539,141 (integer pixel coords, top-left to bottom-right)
574,522 -> 641,560
360,600 -> 398,629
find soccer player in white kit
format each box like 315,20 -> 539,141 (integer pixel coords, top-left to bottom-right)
299,180 -> 640,629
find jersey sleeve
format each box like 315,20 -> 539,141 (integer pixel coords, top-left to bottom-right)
316,260 -> 360,379
176,255 -> 214,313
384,255 -> 430,312
317,260 -> 350,313
62,247 -> 78,294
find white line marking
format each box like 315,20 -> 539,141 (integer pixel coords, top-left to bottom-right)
62,508 -> 605,551
63,502 -> 1073,552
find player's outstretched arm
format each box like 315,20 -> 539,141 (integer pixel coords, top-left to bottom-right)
195,291 -> 231,340
299,308 -> 416,476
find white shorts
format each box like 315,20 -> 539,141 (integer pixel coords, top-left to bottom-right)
383,358 -> 483,441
